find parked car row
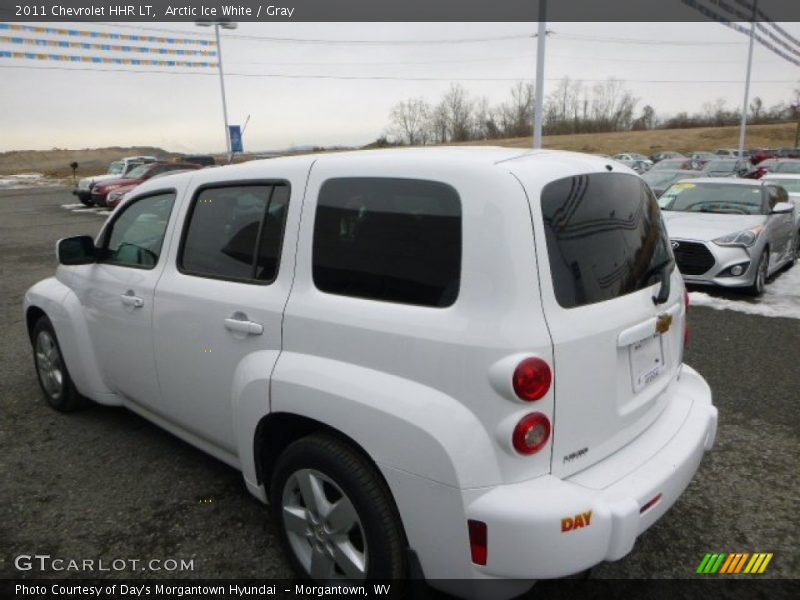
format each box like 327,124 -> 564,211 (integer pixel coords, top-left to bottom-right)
73,155 -> 216,208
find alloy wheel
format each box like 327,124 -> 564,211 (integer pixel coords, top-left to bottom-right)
281,468 -> 368,580
35,331 -> 64,399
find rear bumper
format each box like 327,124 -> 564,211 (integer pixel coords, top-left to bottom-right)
465,364 -> 716,579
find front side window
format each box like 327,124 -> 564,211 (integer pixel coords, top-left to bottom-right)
313,177 -> 461,307
541,173 -> 672,309
180,184 -> 290,283
102,192 -> 176,268
125,164 -> 150,179
108,161 -> 124,175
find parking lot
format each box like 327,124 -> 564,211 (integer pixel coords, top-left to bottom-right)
1,186 -> 798,581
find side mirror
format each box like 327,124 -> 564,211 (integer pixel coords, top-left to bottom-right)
771,202 -> 794,215
57,235 -> 97,265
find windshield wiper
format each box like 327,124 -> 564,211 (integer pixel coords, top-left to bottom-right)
645,257 -> 675,305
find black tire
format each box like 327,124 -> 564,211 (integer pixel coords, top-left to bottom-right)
270,433 -> 407,581
746,249 -> 769,296
31,316 -> 86,412
78,194 -> 92,207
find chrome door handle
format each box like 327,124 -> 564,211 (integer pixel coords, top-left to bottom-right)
224,316 -> 263,336
120,293 -> 144,308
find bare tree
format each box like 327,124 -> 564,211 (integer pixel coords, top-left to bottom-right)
499,81 -> 535,137
440,84 -> 474,142
749,96 -> 763,123
426,102 -> 450,144
632,105 -> 656,130
388,97 -> 431,145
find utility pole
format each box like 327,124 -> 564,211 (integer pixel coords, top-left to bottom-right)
737,0 -> 757,157
196,19 -> 238,158
533,0 -> 547,149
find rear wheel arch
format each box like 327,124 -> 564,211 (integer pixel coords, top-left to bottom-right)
254,413 -> 397,505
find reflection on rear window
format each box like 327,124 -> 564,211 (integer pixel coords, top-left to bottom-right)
541,173 -> 671,309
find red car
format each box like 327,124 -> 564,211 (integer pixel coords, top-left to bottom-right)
106,168 -> 199,209
743,158 -> 800,179
748,148 -> 777,165
90,162 -> 201,207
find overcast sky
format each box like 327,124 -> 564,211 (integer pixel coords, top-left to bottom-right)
1,21 -> 799,153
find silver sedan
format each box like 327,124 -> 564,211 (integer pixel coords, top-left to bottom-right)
659,178 -> 797,295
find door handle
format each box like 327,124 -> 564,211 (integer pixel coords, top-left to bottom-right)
120,292 -> 144,308
224,316 -> 263,336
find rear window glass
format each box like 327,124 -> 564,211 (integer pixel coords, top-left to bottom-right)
541,173 -> 672,309
313,177 -> 461,307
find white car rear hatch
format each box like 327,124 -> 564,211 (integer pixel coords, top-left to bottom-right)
505,153 -> 686,479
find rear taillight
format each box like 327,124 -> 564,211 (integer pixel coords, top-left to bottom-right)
683,288 -> 690,347
512,357 -> 551,401
512,412 -> 551,455
467,520 -> 488,565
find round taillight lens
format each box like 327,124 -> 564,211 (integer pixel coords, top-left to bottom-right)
512,357 -> 552,401
512,412 -> 551,455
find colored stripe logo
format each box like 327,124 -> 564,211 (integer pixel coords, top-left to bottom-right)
0,23 -> 215,47
697,553 -> 773,574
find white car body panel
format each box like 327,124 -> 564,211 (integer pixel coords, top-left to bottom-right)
24,148 -> 717,596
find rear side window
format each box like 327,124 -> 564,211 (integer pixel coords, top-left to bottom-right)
313,177 -> 461,307
541,173 -> 672,309
180,183 -> 290,283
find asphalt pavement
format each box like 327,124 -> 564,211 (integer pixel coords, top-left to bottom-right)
1,187 -> 798,582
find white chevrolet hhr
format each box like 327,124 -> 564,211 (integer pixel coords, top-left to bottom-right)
25,148 -> 717,598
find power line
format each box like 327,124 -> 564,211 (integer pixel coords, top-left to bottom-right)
0,63 -> 796,84
61,22 -> 537,45
229,52 -> 784,67
554,32 -> 745,46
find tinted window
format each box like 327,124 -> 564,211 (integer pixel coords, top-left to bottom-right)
103,192 -> 176,269
541,173 -> 672,309
313,177 -> 461,307
180,184 -> 289,283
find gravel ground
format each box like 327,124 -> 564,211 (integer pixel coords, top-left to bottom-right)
1,188 -> 798,584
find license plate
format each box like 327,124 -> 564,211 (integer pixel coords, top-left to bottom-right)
630,334 -> 665,392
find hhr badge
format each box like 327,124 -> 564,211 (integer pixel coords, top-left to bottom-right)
656,313 -> 673,334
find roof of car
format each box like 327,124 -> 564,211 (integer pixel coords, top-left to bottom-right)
676,177 -> 764,186
762,173 -> 800,179
129,147 -> 640,196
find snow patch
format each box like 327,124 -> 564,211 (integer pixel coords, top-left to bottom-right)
689,264 -> 800,320
0,173 -> 66,190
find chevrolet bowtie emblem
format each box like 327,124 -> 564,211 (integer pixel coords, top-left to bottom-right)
656,313 -> 673,334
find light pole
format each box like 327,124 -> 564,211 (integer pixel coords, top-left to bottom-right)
737,0 -> 758,157
196,19 -> 237,158
533,0 -> 547,149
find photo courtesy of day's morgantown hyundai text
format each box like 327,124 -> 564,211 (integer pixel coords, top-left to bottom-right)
24,148 -> 718,598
